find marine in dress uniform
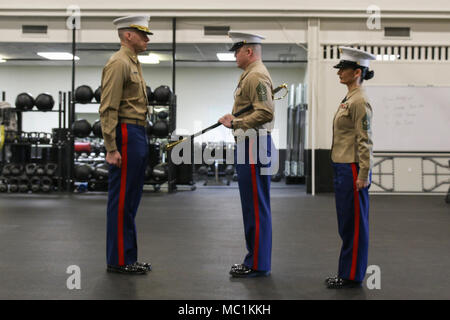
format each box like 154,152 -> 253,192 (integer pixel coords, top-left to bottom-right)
219,32 -> 275,278
99,15 -> 153,275
326,47 -> 375,288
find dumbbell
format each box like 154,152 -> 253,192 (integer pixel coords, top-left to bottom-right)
9,177 -> 19,193
11,164 -> 24,176
25,163 -> 37,176
35,165 -> 45,176
28,132 -> 39,144
19,177 -> 30,193
30,176 -> 41,193
0,177 -> 8,193
41,176 -> 53,193
39,132 -> 51,144
2,164 -> 13,176
45,163 -> 57,176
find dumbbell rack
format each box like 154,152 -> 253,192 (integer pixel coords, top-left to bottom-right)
0,91 -> 70,193
68,91 -> 106,193
147,94 -> 179,193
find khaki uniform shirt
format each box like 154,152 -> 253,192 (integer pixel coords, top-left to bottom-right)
232,60 -> 274,135
99,46 -> 148,152
331,87 -> 373,181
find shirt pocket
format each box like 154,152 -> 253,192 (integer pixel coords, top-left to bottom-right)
124,72 -> 142,100
336,108 -> 353,129
234,87 -> 242,99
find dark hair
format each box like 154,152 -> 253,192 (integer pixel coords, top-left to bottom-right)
355,66 -> 374,83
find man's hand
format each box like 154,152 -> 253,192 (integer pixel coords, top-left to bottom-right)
219,114 -> 235,128
356,179 -> 369,191
106,150 -> 122,168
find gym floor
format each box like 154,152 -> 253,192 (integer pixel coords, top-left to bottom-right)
0,183 -> 449,300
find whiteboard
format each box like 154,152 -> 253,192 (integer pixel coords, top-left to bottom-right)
365,86 -> 450,152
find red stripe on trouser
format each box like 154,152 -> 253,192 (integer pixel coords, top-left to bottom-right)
117,123 -> 128,266
250,164 -> 260,270
249,138 -> 260,270
350,163 -> 360,280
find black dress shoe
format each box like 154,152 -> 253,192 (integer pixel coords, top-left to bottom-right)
134,261 -> 152,271
326,277 -> 362,289
107,264 -> 147,275
324,275 -> 338,284
229,264 -> 270,278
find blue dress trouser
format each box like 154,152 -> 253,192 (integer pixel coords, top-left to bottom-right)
106,123 -> 148,266
235,135 -> 273,272
332,162 -> 371,282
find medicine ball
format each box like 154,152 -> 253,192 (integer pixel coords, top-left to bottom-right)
152,163 -> 168,182
75,85 -> 94,104
92,120 -> 103,139
94,86 -> 102,103
35,93 -> 55,111
153,120 -> 169,138
74,163 -> 93,182
153,85 -> 172,104
158,111 -> 168,120
146,86 -> 154,104
94,162 -> 109,180
72,119 -> 92,138
15,93 -> 34,111
146,120 -> 153,136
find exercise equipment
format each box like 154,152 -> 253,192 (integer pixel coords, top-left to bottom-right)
39,132 -> 51,144
158,111 -> 168,120
271,173 -> 282,182
146,86 -> 154,104
92,120 -> 103,138
28,132 -> 39,144
11,164 -> 23,176
153,120 -> 169,138
72,119 -> 92,138
75,85 -> 94,104
19,177 -> 30,193
0,178 -> 7,192
94,163 -> 109,180
152,162 -> 168,182
94,86 -> 102,103
45,163 -> 57,176
146,120 -> 153,137
30,176 -> 41,193
165,83 -> 288,151
285,83 -> 307,184
25,163 -> 37,176
74,142 -> 91,153
35,93 -> 55,111
15,93 -> 34,111
74,163 -> 93,181
153,85 -> 172,104
41,176 -> 53,192
2,164 -> 13,176
9,177 -> 19,193
35,165 -> 45,176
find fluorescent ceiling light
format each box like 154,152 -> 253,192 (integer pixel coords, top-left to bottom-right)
37,52 -> 79,60
138,53 -> 160,64
216,53 -> 236,61
0,57 -> 6,63
376,54 -> 400,61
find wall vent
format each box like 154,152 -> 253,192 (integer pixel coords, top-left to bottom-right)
384,27 -> 410,38
204,26 -> 230,36
22,25 -> 48,34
